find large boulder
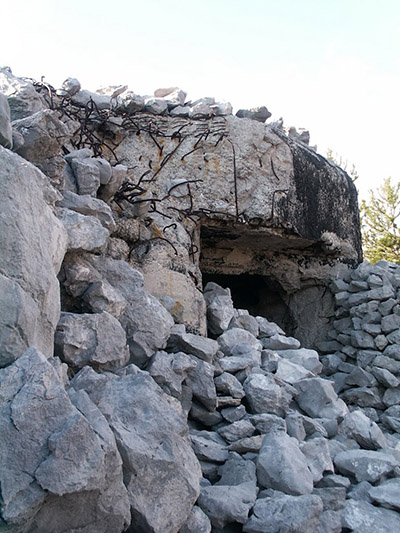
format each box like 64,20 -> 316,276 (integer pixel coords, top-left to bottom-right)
0,147 -> 67,366
0,348 -> 130,532
0,67 -> 46,120
72,366 -> 201,532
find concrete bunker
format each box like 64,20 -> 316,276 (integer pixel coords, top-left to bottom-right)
199,223 -> 338,348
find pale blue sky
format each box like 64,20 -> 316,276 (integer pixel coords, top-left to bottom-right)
3,0 -> 400,197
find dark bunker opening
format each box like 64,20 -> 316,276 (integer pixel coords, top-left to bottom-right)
202,272 -> 296,336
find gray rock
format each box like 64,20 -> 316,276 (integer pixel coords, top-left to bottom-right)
257,433 -> 314,495
368,478 -> 400,510
189,102 -> 215,119
57,208 -> 109,252
154,86 -> 187,106
191,433 -> 229,463
249,413 -> 286,434
351,330 -> 376,349
383,387 -> 400,406
55,311 -> 129,370
197,482 -> 258,529
339,410 -> 387,450
144,97 -> 168,115
204,283 -> 235,335
0,67 -> 46,119
229,313 -> 259,337
341,386 -> 384,409
73,367 -> 201,532
217,420 -> 255,443
148,350 -> 196,399
216,452 -> 257,486
383,343 -> 400,359
190,401 -> 223,426
72,89 -> 111,110
312,487 -> 347,511
186,357 -> 217,411
63,254 -> 174,366
0,148 -> 67,366
227,435 -> 263,453
214,372 -> 245,398
285,411 -> 306,441
342,499 -> 400,533
60,191 -> 116,231
218,328 -> 262,355
295,378 -> 349,419
59,77 -> 81,96
243,494 -> 323,533
334,449 -> 398,482
221,405 -> 247,423
13,109 -> 71,188
180,505 -> 211,533
220,353 -> 260,373
261,334 -> 301,350
236,106 -> 272,122
70,157 -> 101,196
381,405 -> 400,432
82,280 -> 127,318
112,91 -> 145,114
275,358 -> 314,383
316,473 -> 351,489
244,373 -> 293,416
299,438 -> 334,483
170,105 -> 190,117
0,92 -> 12,148
315,510 -> 342,533
98,163 -> 128,202
167,329 -> 219,363
256,316 -> 285,337
0,348 -> 130,532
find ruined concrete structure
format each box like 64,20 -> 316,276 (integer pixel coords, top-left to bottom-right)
7,68 -> 400,533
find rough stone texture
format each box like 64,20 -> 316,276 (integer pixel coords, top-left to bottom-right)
0,67 -> 46,119
368,478 -> 400,510
218,328 -> 262,355
60,191 -> 116,231
256,432 -> 314,495
0,348 -> 130,532
72,367 -> 201,532
0,92 -> 12,148
62,254 -> 174,367
197,482 -> 258,529
342,499 -> 400,533
167,328 -> 219,363
339,410 -> 387,450
57,208 -> 109,252
147,350 -> 196,399
55,311 -> 130,370
179,506 -> 211,533
0,147 -> 66,366
244,373 -> 293,416
243,494 -> 323,533
114,114 -> 361,348
334,449 -> 398,482
295,378 -> 349,419
13,109 -> 72,188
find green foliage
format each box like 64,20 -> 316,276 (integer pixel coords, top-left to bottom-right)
326,148 -> 359,183
360,177 -> 400,264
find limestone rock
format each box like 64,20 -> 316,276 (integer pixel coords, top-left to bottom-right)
179,505 -> 211,533
185,357 -> 217,411
81,280 -> 127,318
60,191 -> 116,231
0,348 -> 130,532
59,77 -> 81,96
236,106 -> 272,122
204,283 -> 235,335
295,378 -> 349,419
334,449 -> 398,482
62,254 -> 174,366
167,328 -> 219,363
72,89 -> 111,110
0,147 -> 67,365
197,482 -> 258,529
0,67 -> 46,119
0,92 -> 12,148
243,494 -> 323,533
368,478 -> 400,510
148,350 -> 196,399
339,410 -> 388,450
57,208 -> 109,252
70,157 -> 101,196
244,373 -> 293,416
257,432 -> 314,495
218,328 -> 262,355
55,311 -> 130,370
342,499 -> 400,533
73,367 -> 201,532
13,109 -> 71,188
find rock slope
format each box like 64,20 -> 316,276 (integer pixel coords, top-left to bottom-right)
1,68 -> 399,533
